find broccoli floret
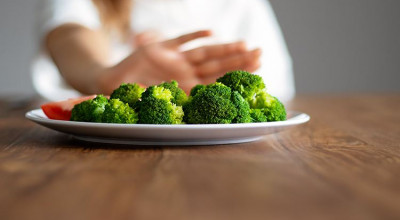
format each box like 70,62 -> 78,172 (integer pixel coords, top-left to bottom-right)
249,109 -> 267,122
231,91 -> 252,123
158,80 -> 188,106
138,86 -> 184,124
249,91 -> 286,121
102,99 -> 138,124
184,83 -> 251,124
216,70 -> 265,100
217,70 -> 286,122
110,83 -> 145,109
189,84 -> 206,97
71,95 -> 108,122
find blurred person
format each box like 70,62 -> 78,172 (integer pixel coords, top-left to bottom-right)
32,0 -> 295,101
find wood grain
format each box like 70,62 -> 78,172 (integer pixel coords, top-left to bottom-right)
0,94 -> 399,220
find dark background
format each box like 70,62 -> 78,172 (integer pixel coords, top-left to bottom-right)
0,0 -> 399,95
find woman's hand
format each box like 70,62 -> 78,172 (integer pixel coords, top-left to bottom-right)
99,30 -> 261,94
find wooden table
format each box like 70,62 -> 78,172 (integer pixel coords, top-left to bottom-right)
0,94 -> 399,220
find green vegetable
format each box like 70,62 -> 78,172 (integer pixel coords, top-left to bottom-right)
70,95 -> 108,122
102,99 -> 138,124
231,91 -> 252,123
70,70 -> 287,124
184,83 -> 251,124
110,83 -> 145,109
138,86 -> 184,124
189,84 -> 206,97
249,91 -> 286,121
249,109 -> 267,123
217,70 -> 286,122
158,80 -> 188,106
216,70 -> 265,101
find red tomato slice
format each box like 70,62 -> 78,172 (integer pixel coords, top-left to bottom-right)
41,95 -> 97,120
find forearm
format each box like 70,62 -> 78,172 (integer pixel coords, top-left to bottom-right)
45,28 -> 260,96
46,24 -> 110,94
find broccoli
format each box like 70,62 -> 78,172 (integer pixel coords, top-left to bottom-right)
102,99 -> 138,124
69,70 -> 286,124
158,80 -> 188,106
249,109 -> 267,123
189,84 -> 206,97
138,86 -> 184,124
249,91 -> 286,121
110,83 -> 145,109
216,70 -> 265,100
231,91 -> 252,123
217,70 -> 286,122
184,83 -> 251,124
70,95 -> 108,122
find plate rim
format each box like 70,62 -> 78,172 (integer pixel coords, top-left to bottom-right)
25,109 -> 310,129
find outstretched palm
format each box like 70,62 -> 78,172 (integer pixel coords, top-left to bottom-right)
112,31 -> 261,93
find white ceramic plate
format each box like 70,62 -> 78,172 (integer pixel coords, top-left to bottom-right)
25,109 -> 310,146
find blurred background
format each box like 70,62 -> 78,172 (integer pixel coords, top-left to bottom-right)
0,0 -> 399,96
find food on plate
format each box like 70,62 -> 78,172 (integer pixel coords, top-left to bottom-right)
217,70 -> 265,101
231,90 -> 252,123
41,71 -> 287,124
110,83 -> 145,109
217,70 -> 286,122
249,109 -> 267,123
138,85 -> 184,124
158,80 -> 188,106
189,84 -> 206,97
248,90 -> 286,121
102,99 -> 138,124
70,95 -> 108,122
41,95 -> 97,120
183,83 -> 251,124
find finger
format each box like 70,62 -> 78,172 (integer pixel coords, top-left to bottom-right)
144,45 -> 195,78
134,31 -> 162,47
243,60 -> 261,73
180,78 -> 202,95
195,48 -> 261,77
199,75 -> 222,85
183,41 -> 247,64
163,30 -> 212,48
130,55 -> 199,90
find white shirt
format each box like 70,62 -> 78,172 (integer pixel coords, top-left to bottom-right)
33,0 -> 295,102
